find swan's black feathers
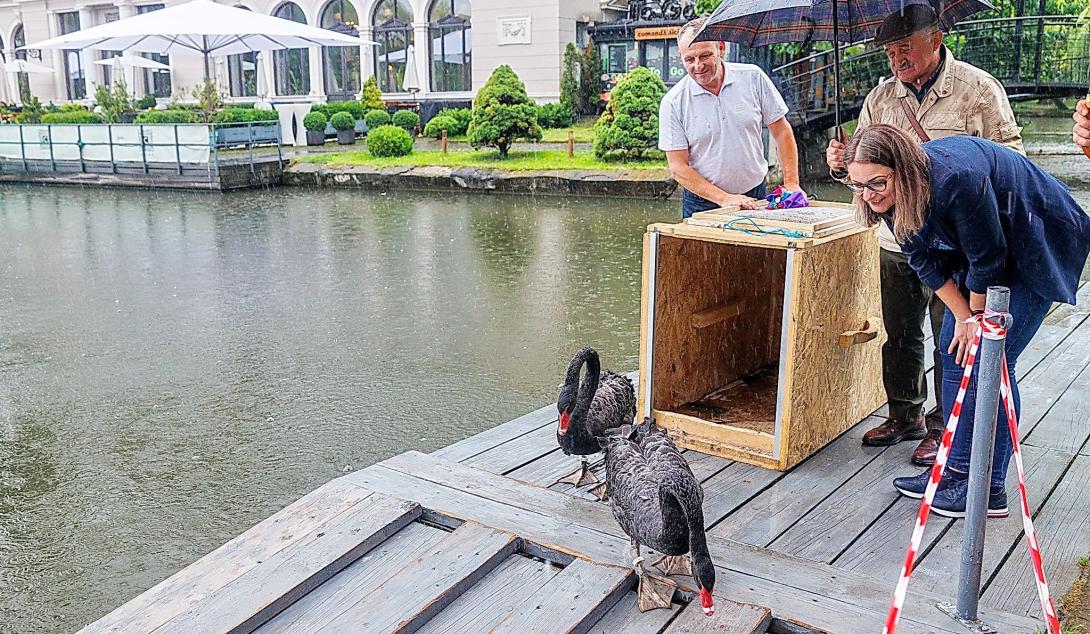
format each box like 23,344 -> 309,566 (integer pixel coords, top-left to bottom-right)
556,347 -> 636,456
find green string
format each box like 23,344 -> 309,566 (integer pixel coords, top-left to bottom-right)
721,216 -> 810,239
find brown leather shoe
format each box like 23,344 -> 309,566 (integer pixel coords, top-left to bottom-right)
862,414 -> 927,446
912,429 -> 942,466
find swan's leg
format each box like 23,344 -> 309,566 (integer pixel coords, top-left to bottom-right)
587,479 -> 608,501
556,455 -> 599,487
633,541 -> 676,612
653,554 -> 693,578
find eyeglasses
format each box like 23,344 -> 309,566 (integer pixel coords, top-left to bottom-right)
844,177 -> 890,194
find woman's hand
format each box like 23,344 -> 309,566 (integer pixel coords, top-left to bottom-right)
948,315 -> 981,366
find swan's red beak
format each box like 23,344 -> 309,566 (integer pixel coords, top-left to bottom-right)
699,587 -> 714,616
558,411 -> 571,435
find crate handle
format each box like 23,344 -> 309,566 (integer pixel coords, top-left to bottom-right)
838,317 -> 880,348
691,300 -> 743,329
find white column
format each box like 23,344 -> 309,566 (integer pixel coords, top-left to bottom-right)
412,22 -> 430,96
308,47 -> 325,100
359,27 -> 374,87
115,0 -> 139,96
78,7 -> 98,100
46,11 -> 67,100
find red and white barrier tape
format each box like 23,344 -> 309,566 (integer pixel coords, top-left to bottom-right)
883,310 -> 1059,634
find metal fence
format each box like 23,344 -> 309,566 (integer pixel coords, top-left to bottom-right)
0,120 -> 282,179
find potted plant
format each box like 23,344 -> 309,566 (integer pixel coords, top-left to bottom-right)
303,111 -> 328,146
330,111 -> 356,145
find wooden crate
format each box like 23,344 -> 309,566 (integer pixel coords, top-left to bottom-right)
637,202 -> 885,471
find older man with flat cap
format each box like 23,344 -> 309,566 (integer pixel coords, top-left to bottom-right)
827,4 -> 1023,467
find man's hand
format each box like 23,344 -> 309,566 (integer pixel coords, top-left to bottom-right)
720,193 -> 762,210
782,182 -> 805,196
826,137 -> 845,171
1074,99 -> 1090,150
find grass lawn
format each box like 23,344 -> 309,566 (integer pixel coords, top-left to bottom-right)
432,119 -> 597,145
295,148 -> 666,171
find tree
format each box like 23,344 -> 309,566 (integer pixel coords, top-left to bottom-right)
579,42 -> 602,115
190,78 -> 225,123
468,65 -> 542,159
560,42 -> 582,114
361,76 -> 384,110
593,67 -> 666,159
94,81 -> 135,123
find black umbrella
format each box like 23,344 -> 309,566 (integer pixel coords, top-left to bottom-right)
694,0 -> 995,134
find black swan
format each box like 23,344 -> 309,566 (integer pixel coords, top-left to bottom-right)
555,346 -> 636,499
600,418 -> 716,615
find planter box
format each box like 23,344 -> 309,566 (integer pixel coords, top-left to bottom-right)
336,129 -> 355,145
213,122 -> 280,147
637,202 -> 885,470
306,129 -> 326,146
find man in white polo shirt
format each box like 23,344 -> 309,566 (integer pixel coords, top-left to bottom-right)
659,17 -> 802,218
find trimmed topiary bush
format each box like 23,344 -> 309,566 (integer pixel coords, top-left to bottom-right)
560,42 -> 582,114
303,111 -> 327,131
361,76 -> 384,110
537,103 -> 576,129
135,109 -> 199,124
436,107 -> 471,135
367,124 -> 413,158
364,109 -> 391,129
330,111 -> 356,131
392,109 -> 420,133
593,67 -> 666,159
41,111 -> 105,124
423,115 -> 458,139
468,65 -> 542,158
211,107 -> 279,123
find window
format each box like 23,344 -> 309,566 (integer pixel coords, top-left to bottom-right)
58,12 -> 85,100
428,0 -> 470,93
227,6 -> 257,97
273,2 -> 310,95
638,39 -> 684,86
136,4 -> 171,98
12,25 -> 30,102
320,0 -> 361,100
372,0 -> 414,94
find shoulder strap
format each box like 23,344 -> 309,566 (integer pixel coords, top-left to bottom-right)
898,96 -> 931,142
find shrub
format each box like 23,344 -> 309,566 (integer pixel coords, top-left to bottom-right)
135,94 -> 158,110
361,76 -> 384,110
15,97 -> 44,124
303,111 -> 327,131
364,109 -> 391,129
593,67 -> 666,159
94,82 -> 135,123
468,65 -> 542,158
323,100 -> 365,120
367,124 -> 413,158
60,103 -> 89,113
211,107 -> 280,123
423,115 -> 458,139
330,111 -> 356,131
580,43 -> 602,115
435,107 -> 471,135
537,103 -> 576,129
190,77 -> 226,123
561,42 -> 582,114
134,109 -> 199,124
41,111 -> 105,124
392,109 -> 419,132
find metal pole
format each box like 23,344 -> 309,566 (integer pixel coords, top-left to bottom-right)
956,285 -> 1011,623
831,0 -> 842,134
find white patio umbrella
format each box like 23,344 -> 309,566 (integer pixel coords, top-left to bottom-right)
26,0 -> 375,80
402,44 -> 420,94
4,59 -> 54,74
92,55 -> 170,71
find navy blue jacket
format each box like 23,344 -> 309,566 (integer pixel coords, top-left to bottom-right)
890,136 -> 1090,305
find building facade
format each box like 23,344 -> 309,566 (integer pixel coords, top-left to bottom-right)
0,0 -> 608,106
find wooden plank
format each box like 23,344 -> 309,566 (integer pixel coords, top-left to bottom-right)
698,461 -> 785,529
656,410 -> 776,455
1021,358 -> 1090,455
465,423 -> 560,475
586,592 -> 681,634
79,478 -> 386,634
256,522 -> 449,633
691,300 -> 744,329
415,555 -> 561,634
489,558 -> 633,634
151,491 -> 421,634
310,522 -> 518,632
908,445 -> 1073,595
768,441 -> 911,563
1015,315 -> 1090,440
663,597 -> 771,633
432,402 -> 557,462
982,455 -> 1090,617
709,417 -> 886,546
347,451 -> 1042,633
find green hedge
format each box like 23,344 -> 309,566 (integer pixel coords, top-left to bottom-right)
423,115 -> 458,139
134,95 -> 158,110
392,109 -> 420,132
364,109 -> 391,129
211,107 -> 280,123
134,110 -> 200,124
435,107 -> 471,135
537,103 -> 576,129
367,124 -> 413,157
41,111 -> 105,124
311,100 -> 365,120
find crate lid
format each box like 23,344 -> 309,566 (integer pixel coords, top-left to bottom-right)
652,201 -> 872,249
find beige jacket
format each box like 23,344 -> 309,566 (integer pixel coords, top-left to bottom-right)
856,47 -> 1024,252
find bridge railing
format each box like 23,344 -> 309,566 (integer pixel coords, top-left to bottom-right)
767,15 -> 1090,129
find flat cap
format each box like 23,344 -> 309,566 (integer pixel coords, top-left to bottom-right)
873,4 -> 939,46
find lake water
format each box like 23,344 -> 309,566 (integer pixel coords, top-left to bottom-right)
1,118 -> 1088,632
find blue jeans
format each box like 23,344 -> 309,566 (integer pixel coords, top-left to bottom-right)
941,278 -> 1051,488
681,183 -> 767,219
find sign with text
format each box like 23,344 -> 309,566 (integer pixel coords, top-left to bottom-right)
627,0 -> 698,23
635,26 -> 681,40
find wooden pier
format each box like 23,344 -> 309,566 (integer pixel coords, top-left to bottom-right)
80,284 -> 1090,633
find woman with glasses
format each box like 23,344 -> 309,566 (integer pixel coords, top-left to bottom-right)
842,124 -> 1090,518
